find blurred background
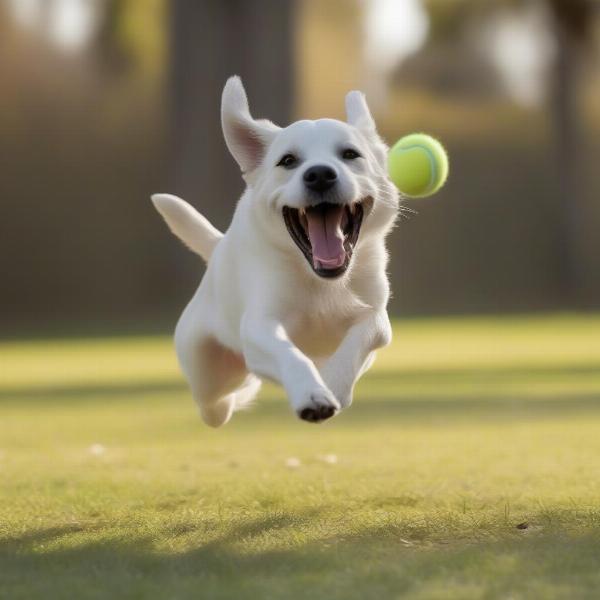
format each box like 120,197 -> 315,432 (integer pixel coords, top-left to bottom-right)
3,6 -> 600,594
1,0 -> 599,335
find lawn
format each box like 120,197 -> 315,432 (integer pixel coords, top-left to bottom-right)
1,314 -> 600,599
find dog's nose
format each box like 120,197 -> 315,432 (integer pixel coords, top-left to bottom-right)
303,165 -> 338,193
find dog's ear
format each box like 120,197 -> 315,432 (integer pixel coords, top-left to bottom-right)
345,91 -> 376,132
221,76 -> 279,173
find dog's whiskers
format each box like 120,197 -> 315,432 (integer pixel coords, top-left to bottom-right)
397,203 -> 416,220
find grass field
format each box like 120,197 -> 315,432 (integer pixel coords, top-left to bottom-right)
2,314 -> 600,599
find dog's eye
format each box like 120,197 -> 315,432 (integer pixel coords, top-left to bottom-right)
277,154 -> 298,169
342,148 -> 361,160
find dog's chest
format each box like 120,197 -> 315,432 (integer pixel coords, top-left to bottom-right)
284,292 -> 365,358
287,313 -> 351,358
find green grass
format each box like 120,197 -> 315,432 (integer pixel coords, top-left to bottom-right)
2,314 -> 600,599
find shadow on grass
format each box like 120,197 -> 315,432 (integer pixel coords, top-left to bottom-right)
2,513 -> 600,599
367,362 -> 600,383
3,393 -> 600,429
2,361 -> 600,402
0,380 -> 187,402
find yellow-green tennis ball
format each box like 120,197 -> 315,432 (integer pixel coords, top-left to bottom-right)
387,134 -> 449,198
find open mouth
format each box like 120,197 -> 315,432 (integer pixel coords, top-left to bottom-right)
282,202 -> 364,279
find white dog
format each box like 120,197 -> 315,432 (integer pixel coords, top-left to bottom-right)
152,76 -> 398,427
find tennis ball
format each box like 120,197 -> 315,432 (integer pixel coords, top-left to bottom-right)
387,133 -> 449,198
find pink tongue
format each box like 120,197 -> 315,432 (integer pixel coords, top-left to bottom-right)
305,205 -> 346,270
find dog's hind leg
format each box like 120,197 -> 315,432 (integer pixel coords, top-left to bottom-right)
175,329 -> 251,428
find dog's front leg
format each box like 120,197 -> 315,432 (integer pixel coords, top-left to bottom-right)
241,313 -> 340,422
320,311 -> 392,409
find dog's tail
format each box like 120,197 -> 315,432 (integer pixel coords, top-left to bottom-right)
151,194 -> 223,262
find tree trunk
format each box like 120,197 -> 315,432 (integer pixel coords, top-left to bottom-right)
548,0 -> 591,303
168,0 -> 294,224
552,19 -> 580,300
165,0 -> 294,289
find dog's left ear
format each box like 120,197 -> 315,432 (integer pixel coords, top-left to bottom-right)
221,76 -> 279,173
345,91 -> 376,132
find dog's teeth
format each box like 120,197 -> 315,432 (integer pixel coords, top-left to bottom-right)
299,209 -> 308,230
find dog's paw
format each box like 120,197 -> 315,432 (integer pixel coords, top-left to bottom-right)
319,380 -> 353,410
295,389 -> 340,423
319,363 -> 357,410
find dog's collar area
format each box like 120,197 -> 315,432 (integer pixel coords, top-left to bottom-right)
282,202 -> 364,279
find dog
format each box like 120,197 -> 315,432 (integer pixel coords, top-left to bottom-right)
152,76 -> 398,427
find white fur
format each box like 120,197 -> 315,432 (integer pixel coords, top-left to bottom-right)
152,76 -> 398,427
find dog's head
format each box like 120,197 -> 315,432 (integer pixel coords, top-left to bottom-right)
222,76 -> 398,279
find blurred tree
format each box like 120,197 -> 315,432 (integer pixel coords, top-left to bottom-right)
167,0 -> 294,283
425,0 -> 595,302
95,0 -> 165,79
546,0 -> 594,300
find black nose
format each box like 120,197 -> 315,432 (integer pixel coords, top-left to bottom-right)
303,165 -> 338,193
